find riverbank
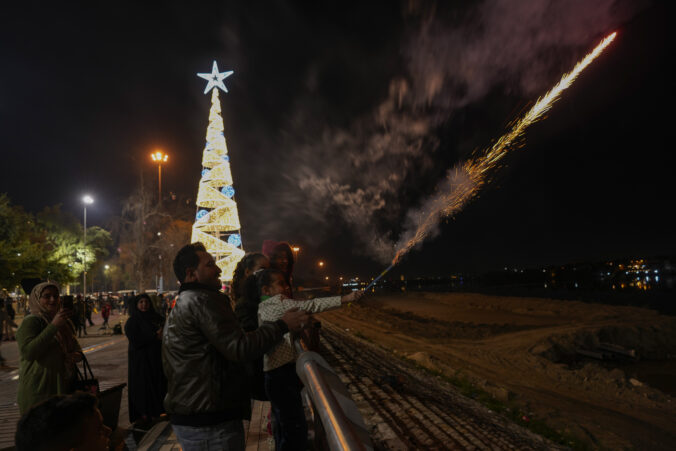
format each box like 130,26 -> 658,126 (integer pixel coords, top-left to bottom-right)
318,292 -> 676,450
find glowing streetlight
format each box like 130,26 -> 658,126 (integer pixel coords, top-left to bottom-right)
318,261 -> 324,268
103,264 -> 111,292
291,246 -> 300,264
82,195 -> 94,300
151,150 -> 169,203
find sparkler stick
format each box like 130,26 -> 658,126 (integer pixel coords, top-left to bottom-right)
364,263 -> 394,291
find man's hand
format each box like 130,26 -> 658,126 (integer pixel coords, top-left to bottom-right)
341,290 -> 365,304
51,309 -> 72,329
281,307 -> 310,333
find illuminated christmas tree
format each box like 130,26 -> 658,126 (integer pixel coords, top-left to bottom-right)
191,61 -> 245,281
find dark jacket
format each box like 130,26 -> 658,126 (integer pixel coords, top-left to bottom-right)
125,297 -> 166,423
162,283 -> 288,425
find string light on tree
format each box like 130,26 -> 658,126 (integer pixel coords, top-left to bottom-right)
191,60 -> 245,281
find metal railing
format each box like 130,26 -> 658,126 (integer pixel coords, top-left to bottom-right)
294,339 -> 373,451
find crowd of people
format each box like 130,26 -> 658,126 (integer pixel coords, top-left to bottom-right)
9,239 -> 363,450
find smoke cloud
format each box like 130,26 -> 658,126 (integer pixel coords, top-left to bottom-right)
249,0 -> 644,263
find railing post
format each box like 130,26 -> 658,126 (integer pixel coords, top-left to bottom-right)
294,340 -> 373,451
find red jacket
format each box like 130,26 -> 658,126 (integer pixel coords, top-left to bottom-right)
101,303 -> 111,319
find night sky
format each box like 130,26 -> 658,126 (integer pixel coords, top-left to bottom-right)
0,1 -> 672,279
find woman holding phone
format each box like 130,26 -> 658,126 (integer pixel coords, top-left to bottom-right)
16,282 -> 82,413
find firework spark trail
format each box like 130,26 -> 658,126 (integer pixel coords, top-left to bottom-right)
391,32 -> 617,266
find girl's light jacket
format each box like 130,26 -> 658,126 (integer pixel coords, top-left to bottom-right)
257,294 -> 341,371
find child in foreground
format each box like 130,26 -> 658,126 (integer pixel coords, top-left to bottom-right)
246,268 -> 364,451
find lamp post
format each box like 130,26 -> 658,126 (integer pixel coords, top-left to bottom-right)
151,150 -> 168,204
104,265 -> 110,292
82,195 -> 93,300
156,232 -> 163,292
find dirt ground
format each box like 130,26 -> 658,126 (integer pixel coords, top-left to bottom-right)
316,292 -> 676,450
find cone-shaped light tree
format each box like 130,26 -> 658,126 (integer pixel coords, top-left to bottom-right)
191,61 -> 245,281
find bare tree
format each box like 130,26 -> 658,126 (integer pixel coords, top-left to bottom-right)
111,174 -> 169,292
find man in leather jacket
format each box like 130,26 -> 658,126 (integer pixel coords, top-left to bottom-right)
163,242 -> 309,450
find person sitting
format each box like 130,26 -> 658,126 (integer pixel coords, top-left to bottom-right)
15,392 -> 111,451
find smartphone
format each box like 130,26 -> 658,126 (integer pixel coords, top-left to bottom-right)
62,295 -> 74,311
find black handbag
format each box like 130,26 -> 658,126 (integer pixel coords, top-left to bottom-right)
73,352 -> 100,395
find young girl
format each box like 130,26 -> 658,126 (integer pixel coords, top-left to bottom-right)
247,268 -> 363,451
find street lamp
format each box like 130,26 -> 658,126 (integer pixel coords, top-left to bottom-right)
318,261 -> 324,268
291,246 -> 300,264
104,265 -> 110,292
82,195 -> 94,300
151,150 -> 169,204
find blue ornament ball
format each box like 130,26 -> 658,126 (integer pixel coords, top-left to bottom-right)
201,169 -> 210,177
221,185 -> 235,198
196,209 -> 208,220
228,234 -> 242,247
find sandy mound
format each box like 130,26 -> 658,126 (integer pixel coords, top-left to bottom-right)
317,292 -> 676,450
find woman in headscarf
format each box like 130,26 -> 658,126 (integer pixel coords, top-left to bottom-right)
16,282 -> 82,413
124,293 -> 166,425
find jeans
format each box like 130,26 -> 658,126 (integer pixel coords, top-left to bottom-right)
172,420 -> 245,451
265,363 -> 307,451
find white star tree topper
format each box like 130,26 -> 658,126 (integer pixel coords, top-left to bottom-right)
197,61 -> 233,94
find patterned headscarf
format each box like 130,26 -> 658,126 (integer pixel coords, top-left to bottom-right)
28,282 -> 60,322
28,282 -> 81,364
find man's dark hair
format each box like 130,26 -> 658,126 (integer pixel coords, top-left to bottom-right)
15,393 -> 98,451
173,242 -> 207,283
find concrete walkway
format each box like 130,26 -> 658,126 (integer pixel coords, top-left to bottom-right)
0,313 -> 130,450
0,312 -> 276,450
